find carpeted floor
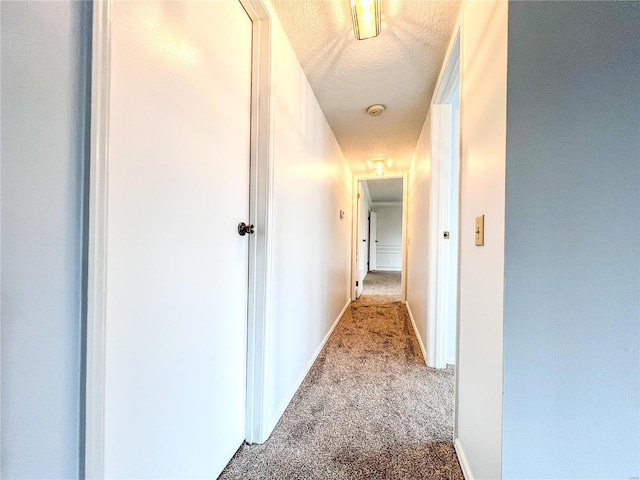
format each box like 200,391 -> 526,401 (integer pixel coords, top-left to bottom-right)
360,270 -> 402,299
220,272 -> 462,479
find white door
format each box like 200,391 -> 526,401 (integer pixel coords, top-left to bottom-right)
369,211 -> 378,271
356,183 -> 367,298
103,1 -> 252,477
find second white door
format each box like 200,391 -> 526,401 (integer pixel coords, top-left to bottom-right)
369,211 -> 378,271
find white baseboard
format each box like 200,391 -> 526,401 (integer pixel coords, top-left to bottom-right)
265,299 -> 351,436
405,301 -> 428,366
454,438 -> 474,480
447,357 -> 456,366
373,266 -> 401,272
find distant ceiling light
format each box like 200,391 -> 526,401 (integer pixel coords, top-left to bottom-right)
350,0 -> 381,41
367,104 -> 385,117
374,159 -> 385,176
367,158 -> 392,174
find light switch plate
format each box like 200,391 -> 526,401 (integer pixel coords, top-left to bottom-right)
475,215 -> 484,246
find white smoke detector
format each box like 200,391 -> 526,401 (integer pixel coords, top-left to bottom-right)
367,104 -> 385,117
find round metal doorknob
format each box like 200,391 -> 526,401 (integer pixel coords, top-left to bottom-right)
238,222 -> 255,236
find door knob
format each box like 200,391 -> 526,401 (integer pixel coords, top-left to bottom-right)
238,222 -> 255,236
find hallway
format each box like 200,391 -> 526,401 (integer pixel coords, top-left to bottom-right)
221,272 -> 461,479
3,1 -> 636,477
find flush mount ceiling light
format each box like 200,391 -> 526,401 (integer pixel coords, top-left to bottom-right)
350,0 -> 381,40
373,159 -> 385,176
366,158 -> 388,176
367,104 -> 385,117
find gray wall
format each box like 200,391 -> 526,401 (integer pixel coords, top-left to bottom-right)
503,2 -> 640,478
1,2 -> 90,478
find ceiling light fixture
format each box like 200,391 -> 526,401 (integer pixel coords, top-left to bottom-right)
350,0 -> 381,41
367,158 -> 388,177
366,158 -> 392,175
367,104 -> 385,117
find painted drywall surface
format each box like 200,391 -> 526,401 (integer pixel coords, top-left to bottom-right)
0,2 -> 89,478
265,1 -> 353,429
503,3 -> 640,477
406,109 -> 433,355
456,1 -> 508,478
373,205 -> 402,271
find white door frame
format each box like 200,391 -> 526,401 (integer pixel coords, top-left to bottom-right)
355,181 -> 370,298
83,1 -> 273,476
83,2 -> 111,476
426,18 -> 460,370
239,0 -> 273,447
350,172 -> 409,302
427,15 -> 462,433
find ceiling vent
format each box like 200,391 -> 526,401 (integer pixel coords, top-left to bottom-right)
367,104 -> 385,117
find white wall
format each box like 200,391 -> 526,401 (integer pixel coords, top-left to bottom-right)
409,3 -> 638,479
264,0 -> 353,432
406,109 -> 433,361
502,2 -> 640,477
373,205 -> 402,271
455,2 -> 508,478
0,2 -> 90,478
407,0 -> 508,476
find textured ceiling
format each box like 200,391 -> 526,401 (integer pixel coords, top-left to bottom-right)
271,0 -> 461,174
365,178 -> 404,202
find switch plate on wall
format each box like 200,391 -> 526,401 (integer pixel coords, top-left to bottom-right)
475,215 -> 484,246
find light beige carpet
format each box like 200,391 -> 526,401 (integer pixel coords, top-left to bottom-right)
361,270 -> 402,299
220,272 -> 462,479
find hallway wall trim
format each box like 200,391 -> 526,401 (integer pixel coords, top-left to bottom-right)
374,266 -> 402,272
454,438 -> 474,480
405,301 -> 428,365
239,0 -> 274,446
266,299 -> 351,435
428,20 -> 461,372
84,1 -> 111,476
